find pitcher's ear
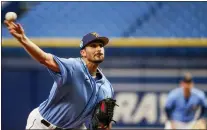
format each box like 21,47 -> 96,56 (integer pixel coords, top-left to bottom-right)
80,49 -> 86,57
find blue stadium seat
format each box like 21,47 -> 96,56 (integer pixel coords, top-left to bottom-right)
130,2 -> 207,37
2,2 -> 155,37
2,2 -> 207,37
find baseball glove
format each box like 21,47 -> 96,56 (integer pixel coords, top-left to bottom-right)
90,98 -> 118,129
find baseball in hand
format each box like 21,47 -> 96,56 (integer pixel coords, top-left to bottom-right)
5,12 -> 17,21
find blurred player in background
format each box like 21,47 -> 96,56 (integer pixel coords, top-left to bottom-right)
4,20 -> 115,129
164,72 -> 207,129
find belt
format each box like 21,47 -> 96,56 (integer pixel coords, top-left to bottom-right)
41,119 -> 72,130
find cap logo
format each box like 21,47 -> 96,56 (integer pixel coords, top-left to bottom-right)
91,32 -> 99,37
80,41 -> 83,48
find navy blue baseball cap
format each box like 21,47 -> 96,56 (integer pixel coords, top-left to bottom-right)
182,73 -> 193,83
80,32 -> 109,49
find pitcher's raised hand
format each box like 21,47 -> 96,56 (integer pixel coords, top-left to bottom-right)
4,20 -> 25,41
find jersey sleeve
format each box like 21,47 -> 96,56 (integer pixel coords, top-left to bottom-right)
110,84 -> 115,99
200,92 -> 207,119
165,92 -> 175,120
47,55 -> 75,86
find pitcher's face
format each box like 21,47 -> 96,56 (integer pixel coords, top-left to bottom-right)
81,42 -> 105,64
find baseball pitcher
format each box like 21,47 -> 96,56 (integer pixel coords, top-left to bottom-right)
4,20 -> 118,130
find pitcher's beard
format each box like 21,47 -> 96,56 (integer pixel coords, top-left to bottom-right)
92,59 -> 104,64
89,57 -> 104,64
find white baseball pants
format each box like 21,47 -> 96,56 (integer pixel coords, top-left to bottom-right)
164,120 -> 197,129
26,107 -> 86,129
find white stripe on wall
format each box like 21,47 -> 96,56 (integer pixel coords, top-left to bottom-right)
102,69 -> 207,77
113,83 -> 207,91
3,58 -> 207,78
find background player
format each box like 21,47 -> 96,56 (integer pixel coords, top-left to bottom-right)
164,72 -> 207,129
4,20 -> 114,129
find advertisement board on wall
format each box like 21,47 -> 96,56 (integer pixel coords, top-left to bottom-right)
112,84 -> 207,128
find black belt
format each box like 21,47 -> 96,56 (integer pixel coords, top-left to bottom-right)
41,119 -> 72,130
